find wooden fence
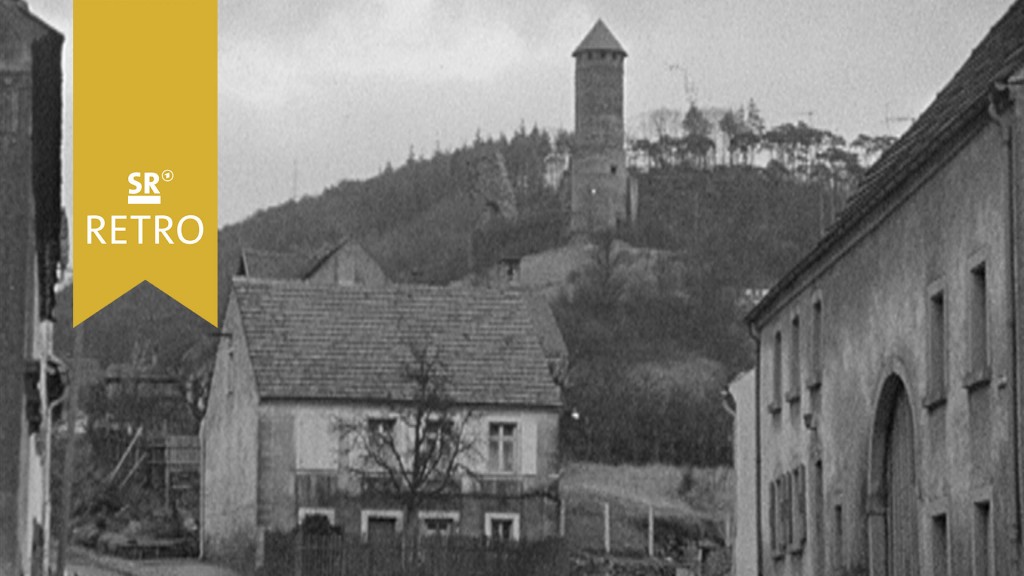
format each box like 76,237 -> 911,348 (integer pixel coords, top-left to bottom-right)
262,532 -> 567,576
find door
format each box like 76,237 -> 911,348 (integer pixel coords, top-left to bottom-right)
885,386 -> 919,575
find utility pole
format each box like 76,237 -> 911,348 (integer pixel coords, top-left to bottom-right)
56,324 -> 84,576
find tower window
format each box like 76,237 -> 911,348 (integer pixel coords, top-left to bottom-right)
610,165 -> 617,175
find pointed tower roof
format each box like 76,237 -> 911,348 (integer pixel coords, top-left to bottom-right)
572,19 -> 627,57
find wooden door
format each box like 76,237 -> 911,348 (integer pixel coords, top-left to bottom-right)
886,387 -> 919,575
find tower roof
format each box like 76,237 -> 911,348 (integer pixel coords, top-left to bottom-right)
572,19 -> 627,57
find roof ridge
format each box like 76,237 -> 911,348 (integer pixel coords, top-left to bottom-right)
748,0 -> 1024,324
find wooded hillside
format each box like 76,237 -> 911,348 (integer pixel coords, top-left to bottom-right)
56,118 -> 868,467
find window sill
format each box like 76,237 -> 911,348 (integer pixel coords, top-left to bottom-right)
784,389 -> 801,404
806,370 -> 823,391
922,392 -> 947,411
963,366 -> 992,392
788,542 -> 805,556
768,401 -> 782,415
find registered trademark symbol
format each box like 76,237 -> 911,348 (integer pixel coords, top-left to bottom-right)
161,170 -> 174,182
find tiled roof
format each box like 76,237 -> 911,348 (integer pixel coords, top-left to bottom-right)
232,278 -> 563,407
748,0 -> 1024,325
523,291 -> 568,362
573,20 -> 627,57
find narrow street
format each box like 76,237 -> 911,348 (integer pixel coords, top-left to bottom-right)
67,547 -> 239,576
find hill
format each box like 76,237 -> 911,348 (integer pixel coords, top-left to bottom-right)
55,123 -> 833,469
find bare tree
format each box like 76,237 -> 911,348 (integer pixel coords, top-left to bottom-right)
336,338 -> 479,548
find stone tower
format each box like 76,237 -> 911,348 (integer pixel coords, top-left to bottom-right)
571,20 -> 628,234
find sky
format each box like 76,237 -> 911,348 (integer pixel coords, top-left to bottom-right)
30,0 -> 1018,226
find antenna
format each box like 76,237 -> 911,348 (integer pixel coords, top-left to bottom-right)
884,102 -> 915,134
666,62 -> 698,105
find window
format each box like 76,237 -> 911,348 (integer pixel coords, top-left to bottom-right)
926,289 -> 947,406
610,164 -> 618,175
368,418 -> 395,444
813,461 -> 825,573
781,473 -> 792,549
488,422 -> 517,473
834,504 -> 844,572
810,299 -> 823,387
769,481 -> 778,554
973,501 -> 992,576
420,511 -> 459,539
296,472 -> 338,508
485,513 -> 520,542
425,419 -> 453,447
793,466 -> 806,549
969,263 -> 990,386
298,507 -> 336,526
770,331 -> 783,412
932,513 -> 949,576
361,510 -> 403,543
424,517 -> 454,538
787,316 -> 801,402
367,418 -> 397,465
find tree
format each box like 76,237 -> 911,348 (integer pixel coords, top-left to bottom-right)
718,110 -> 742,165
336,338 -> 478,552
682,104 -> 712,138
851,133 -> 897,167
746,99 -> 766,135
649,107 -> 683,140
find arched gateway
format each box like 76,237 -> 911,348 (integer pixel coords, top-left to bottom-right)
868,374 -> 920,576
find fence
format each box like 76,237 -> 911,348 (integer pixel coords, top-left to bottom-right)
262,532 -> 567,576
561,497 -> 729,576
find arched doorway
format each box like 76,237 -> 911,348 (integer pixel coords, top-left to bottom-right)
868,374 -> 919,576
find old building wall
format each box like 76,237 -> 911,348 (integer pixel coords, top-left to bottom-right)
201,295 -> 260,571
755,117 -> 1016,576
1,9 -> 50,575
729,371 -> 758,576
253,402 -> 560,540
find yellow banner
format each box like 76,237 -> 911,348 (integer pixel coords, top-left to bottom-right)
74,0 -> 217,326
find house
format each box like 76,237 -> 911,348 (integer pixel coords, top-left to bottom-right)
236,238 -> 389,287
91,364 -> 200,509
726,370 -> 756,576
739,2 -> 1024,575
0,2 -> 65,574
201,278 -> 564,572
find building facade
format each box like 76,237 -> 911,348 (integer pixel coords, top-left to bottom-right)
740,3 -> 1024,575
201,279 -> 564,573
570,20 -> 633,234
0,2 -> 64,574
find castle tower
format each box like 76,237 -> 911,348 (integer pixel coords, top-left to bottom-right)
571,20 -> 628,234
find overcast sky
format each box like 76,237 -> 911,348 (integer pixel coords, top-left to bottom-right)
31,0 -> 1016,226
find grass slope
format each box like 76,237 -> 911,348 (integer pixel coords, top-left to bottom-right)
561,462 -> 732,557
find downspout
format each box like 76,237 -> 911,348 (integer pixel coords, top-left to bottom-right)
1009,69 -> 1024,557
991,73 -> 1022,554
748,321 -> 763,576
